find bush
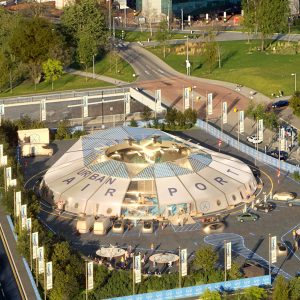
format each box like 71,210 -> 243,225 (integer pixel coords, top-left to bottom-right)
292,171 -> 300,182
289,91 -> 300,117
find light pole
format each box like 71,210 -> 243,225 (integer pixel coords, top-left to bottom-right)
291,73 -> 297,92
107,0 -> 111,35
185,35 -> 190,76
167,0 -> 170,31
181,9 -> 183,31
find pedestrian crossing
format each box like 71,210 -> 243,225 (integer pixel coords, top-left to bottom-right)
204,233 -> 292,280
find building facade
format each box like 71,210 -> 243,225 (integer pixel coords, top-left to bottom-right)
136,0 -> 241,18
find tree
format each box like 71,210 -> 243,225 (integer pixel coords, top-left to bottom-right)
243,286 -> 267,300
184,108 -> 198,128
193,246 -> 218,273
142,106 -> 152,126
62,0 -> 107,65
273,275 -> 289,300
9,17 -> 66,86
200,289 -> 221,300
242,0 -> 290,50
165,108 -> 177,127
56,120 -> 71,140
203,31 -> 218,73
289,91 -> 300,117
227,262 -> 242,280
42,59 -> 63,90
129,118 -> 138,127
289,277 -> 300,300
156,19 -> 169,58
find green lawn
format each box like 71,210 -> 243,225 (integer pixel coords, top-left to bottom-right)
0,73 -> 112,98
89,52 -> 136,82
149,40 -> 300,96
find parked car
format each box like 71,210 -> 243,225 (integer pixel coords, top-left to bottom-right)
247,135 -> 263,144
237,212 -> 258,222
267,150 -> 288,161
112,220 -> 125,234
142,221 -> 154,233
282,125 -> 297,138
287,199 -> 300,207
203,222 -> 225,234
277,242 -> 288,256
253,201 -> 275,213
272,100 -> 289,109
273,192 -> 296,201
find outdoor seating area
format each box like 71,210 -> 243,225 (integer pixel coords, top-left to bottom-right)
93,244 -> 181,275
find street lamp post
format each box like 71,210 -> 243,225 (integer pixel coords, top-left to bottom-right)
107,0 -> 111,35
291,73 -> 297,92
181,9 -> 183,31
185,35 -> 190,76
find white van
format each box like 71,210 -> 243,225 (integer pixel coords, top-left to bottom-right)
76,216 -> 95,234
94,217 -> 111,235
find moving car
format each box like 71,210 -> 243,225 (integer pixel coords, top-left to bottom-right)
267,150 -> 288,161
112,220 -> 125,234
282,125 -> 297,137
246,135 -> 263,144
237,212 -> 258,222
253,201 -> 274,213
286,199 -> 300,207
272,100 -> 289,109
273,192 -> 296,201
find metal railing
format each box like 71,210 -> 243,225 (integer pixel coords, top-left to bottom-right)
196,119 -> 300,175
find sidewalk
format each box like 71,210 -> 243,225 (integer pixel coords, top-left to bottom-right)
67,68 -> 127,86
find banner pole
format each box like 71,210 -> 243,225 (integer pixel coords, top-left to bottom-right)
133,255 -> 135,295
179,246 -> 181,288
44,260 -> 46,300
224,240 -> 227,281
268,234 -> 271,276
36,257 -> 38,287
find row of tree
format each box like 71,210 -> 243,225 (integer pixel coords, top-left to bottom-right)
0,0 -> 108,92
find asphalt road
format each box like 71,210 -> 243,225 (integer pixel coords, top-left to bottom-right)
24,127 -> 300,280
0,238 -> 22,300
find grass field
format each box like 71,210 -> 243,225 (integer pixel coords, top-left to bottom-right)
149,39 -> 300,96
89,52 -> 136,82
0,73 -> 112,98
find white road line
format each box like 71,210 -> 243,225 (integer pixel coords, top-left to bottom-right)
144,70 -> 150,75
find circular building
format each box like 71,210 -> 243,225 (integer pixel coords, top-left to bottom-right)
42,127 -> 257,219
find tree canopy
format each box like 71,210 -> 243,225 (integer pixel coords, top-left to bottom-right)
242,0 -> 290,49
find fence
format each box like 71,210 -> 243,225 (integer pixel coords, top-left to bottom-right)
107,275 -> 271,300
196,119 -> 300,175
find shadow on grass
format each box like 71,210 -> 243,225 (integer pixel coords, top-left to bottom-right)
221,50 -> 238,67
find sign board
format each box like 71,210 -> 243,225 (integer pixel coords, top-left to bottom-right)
0,104 -> 4,116
124,93 -> 130,115
15,191 -> 21,217
222,102 -> 227,124
1,155 -> 7,166
38,246 -> 44,274
32,232 -> 39,260
207,93 -> 213,115
0,144 -> 3,157
184,88 -> 190,110
271,236 -> 277,263
10,179 -> 17,187
41,99 -> 46,121
83,96 -> 88,118
87,261 -> 94,290
258,119 -> 264,141
134,255 -> 141,283
239,111 -> 244,133
226,242 -> 231,270
21,204 -> 27,230
118,0 -> 127,9
181,248 -> 187,277
46,262 -> 53,290
155,89 -> 162,111
26,218 -> 32,232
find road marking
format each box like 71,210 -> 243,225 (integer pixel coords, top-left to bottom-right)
158,69 -> 164,74
145,70 -> 150,75
281,223 -> 300,262
204,233 -> 292,279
